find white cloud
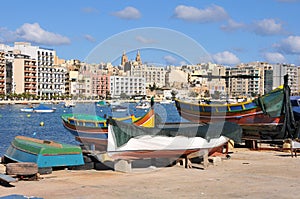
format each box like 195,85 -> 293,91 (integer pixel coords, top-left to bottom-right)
84,34 -> 96,42
0,27 -> 18,43
212,51 -> 240,65
112,6 -> 141,20
174,5 -> 228,23
164,55 -> 177,65
135,35 -> 156,44
252,19 -> 285,36
221,19 -> 245,32
263,52 -> 286,63
14,23 -> 70,45
275,36 -> 300,54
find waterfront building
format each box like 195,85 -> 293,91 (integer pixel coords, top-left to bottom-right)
124,62 -> 166,88
182,63 -> 227,98
165,66 -> 188,89
13,42 -> 67,97
226,63 -> 264,98
13,54 -> 37,95
273,63 -> 298,95
68,70 -> 79,97
0,51 -> 6,95
110,76 -> 146,98
95,73 -> 110,99
122,51 -> 166,88
298,67 -> 300,95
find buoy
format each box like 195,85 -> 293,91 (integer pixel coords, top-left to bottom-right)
27,114 -> 31,118
40,122 -> 44,126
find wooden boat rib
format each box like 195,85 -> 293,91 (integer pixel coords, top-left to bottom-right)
4,136 -> 84,168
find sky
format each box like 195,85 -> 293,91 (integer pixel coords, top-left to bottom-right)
1,0 -> 300,66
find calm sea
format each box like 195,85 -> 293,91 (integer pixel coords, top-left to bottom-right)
0,102 -> 184,156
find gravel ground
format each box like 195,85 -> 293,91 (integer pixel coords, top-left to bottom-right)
0,148 -> 300,199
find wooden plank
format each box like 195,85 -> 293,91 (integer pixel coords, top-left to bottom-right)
0,173 -> 17,183
6,162 -> 38,176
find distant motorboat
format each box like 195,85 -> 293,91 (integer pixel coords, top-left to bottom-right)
64,100 -> 76,108
20,104 -> 56,113
96,100 -> 108,107
136,101 -> 151,109
159,99 -> 174,104
20,107 -> 34,112
111,105 -> 127,112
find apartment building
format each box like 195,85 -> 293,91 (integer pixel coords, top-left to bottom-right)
226,63 -> 263,97
13,54 -> 37,95
110,76 -> 146,98
124,62 -> 166,87
182,63 -> 227,98
95,73 -> 110,99
13,42 -> 66,97
121,51 -> 165,87
0,51 -> 5,95
273,63 -> 298,94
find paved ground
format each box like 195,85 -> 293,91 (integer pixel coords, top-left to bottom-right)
0,148 -> 300,199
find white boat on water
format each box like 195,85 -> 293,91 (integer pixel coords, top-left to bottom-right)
20,107 -> 34,112
159,99 -> 174,104
21,104 -> 56,113
64,100 -> 76,108
135,101 -> 151,109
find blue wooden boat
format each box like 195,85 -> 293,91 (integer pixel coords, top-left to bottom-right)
290,96 -> 300,121
4,136 -> 84,168
62,108 -> 156,151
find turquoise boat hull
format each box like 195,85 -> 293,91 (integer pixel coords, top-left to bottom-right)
4,136 -> 84,168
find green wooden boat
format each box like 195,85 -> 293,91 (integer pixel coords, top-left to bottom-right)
4,136 -> 84,168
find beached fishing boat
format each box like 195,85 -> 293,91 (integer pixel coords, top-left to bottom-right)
175,75 -> 298,140
4,136 -> 84,168
62,108 -> 156,151
106,117 -> 242,159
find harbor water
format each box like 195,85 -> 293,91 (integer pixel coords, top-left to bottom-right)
0,102 -> 184,156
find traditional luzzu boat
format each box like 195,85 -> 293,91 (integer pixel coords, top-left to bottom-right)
61,108 -> 156,151
4,136 -> 84,169
175,75 -> 298,140
106,117 -> 242,160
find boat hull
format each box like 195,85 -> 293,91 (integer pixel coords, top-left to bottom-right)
106,118 -> 242,160
4,136 -> 84,168
62,109 -> 156,151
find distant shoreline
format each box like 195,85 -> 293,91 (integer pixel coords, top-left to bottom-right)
0,98 -> 161,105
